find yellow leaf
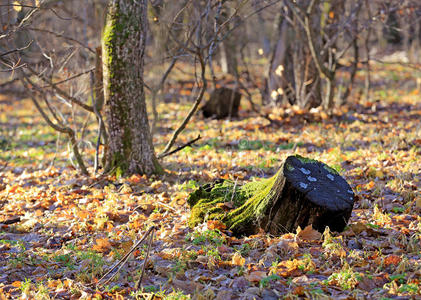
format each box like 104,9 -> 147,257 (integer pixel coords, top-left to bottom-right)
366,181 -> 375,189
415,197 -> 421,209
13,1 -> 22,12
231,252 -> 245,266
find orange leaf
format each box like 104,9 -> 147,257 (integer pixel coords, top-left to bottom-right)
93,238 -> 112,253
127,174 -> 142,184
384,255 -> 401,266
366,181 -> 375,189
207,220 -> 226,231
77,210 -> 90,220
11,281 -> 21,288
294,286 -> 306,296
221,174 -> 230,180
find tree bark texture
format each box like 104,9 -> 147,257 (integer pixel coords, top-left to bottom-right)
102,0 -> 162,176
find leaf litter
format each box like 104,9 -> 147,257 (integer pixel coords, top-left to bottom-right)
0,63 -> 420,299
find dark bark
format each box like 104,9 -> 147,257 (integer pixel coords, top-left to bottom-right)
188,155 -> 354,236
102,0 -> 162,176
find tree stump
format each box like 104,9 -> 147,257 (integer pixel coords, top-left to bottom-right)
188,155 -> 355,236
201,87 -> 241,119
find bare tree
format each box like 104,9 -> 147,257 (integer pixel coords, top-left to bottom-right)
266,0 -> 362,111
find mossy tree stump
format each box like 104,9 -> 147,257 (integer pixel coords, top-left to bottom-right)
188,155 -> 355,236
202,87 -> 241,119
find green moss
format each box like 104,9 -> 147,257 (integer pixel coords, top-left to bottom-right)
110,151 -> 128,176
188,168 -> 284,235
102,3 -> 117,68
323,164 -> 339,175
286,163 -> 295,171
294,154 -> 318,164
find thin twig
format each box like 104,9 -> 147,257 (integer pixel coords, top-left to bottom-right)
21,75 -> 89,175
96,226 -> 156,287
134,228 -> 155,290
25,65 -> 94,112
28,28 -> 95,53
40,68 -> 95,88
0,41 -> 33,58
160,51 -> 207,155
158,134 -> 201,159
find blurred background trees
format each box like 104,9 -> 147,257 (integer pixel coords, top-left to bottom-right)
0,0 -> 420,175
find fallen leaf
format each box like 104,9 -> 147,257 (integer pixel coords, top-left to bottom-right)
384,254 -> 401,266
207,220 -> 226,231
246,271 -> 266,282
92,238 -> 112,253
293,286 -> 306,296
297,225 -> 321,241
231,252 -> 245,266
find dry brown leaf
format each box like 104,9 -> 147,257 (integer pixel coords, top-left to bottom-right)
207,220 -> 226,230
246,271 -> 266,282
415,197 -> 421,209
276,239 -> 299,254
297,225 -> 321,241
350,222 -> 368,234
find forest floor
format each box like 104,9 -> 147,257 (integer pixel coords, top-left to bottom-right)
0,63 -> 420,299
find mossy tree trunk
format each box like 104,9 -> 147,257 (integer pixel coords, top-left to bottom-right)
102,0 -> 162,176
188,155 -> 355,236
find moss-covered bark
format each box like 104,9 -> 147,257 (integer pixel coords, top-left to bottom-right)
188,168 -> 285,235
188,155 -> 355,236
102,0 -> 162,176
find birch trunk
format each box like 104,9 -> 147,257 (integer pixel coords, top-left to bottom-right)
102,0 -> 162,176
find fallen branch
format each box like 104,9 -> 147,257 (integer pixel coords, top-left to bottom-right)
158,135 -> 201,159
160,51 -> 207,155
134,227 -> 154,290
96,226 -> 156,287
0,217 -> 21,225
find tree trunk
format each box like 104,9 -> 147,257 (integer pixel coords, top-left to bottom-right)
102,0 -> 162,176
188,155 -> 354,236
266,4 -> 322,108
201,87 -> 242,119
219,7 -> 239,77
